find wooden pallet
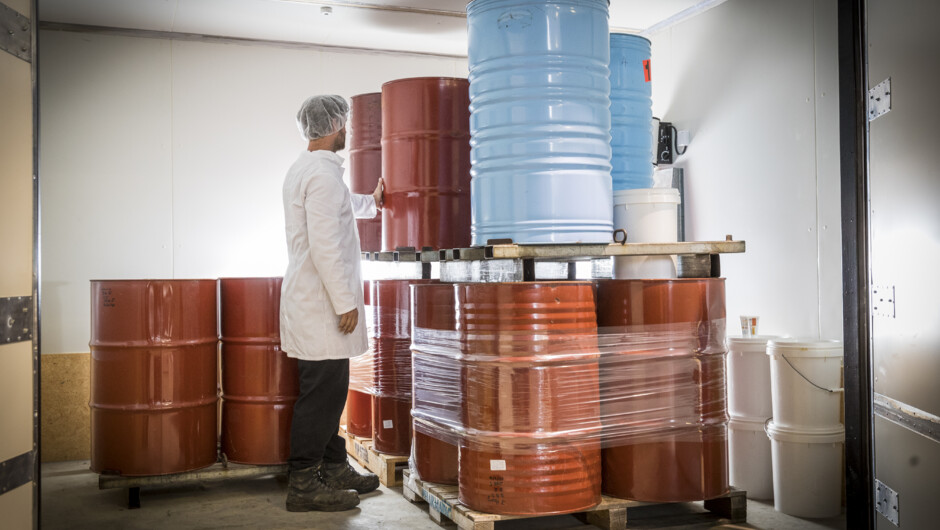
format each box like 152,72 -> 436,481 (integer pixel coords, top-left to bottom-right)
339,425 -> 409,487
402,469 -> 747,530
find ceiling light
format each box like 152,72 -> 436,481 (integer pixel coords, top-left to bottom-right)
320,6 -> 332,15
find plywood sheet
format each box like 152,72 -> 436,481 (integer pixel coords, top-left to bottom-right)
40,353 -> 90,462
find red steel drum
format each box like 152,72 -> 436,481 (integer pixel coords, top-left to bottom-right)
457,282 -> 602,515
345,389 -> 373,438
411,283 -> 459,484
381,77 -> 471,251
90,280 -> 218,476
346,280 -> 374,438
219,277 -> 298,465
371,279 -> 437,455
595,279 -> 728,502
350,92 -> 383,252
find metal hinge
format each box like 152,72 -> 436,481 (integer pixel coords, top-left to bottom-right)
872,284 -> 895,318
869,77 -> 892,122
0,1 -> 31,62
875,479 -> 900,526
0,295 -> 33,344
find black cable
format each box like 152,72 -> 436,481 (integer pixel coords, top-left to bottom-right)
671,124 -> 687,155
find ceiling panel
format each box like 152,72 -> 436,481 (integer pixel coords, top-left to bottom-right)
40,0 -> 725,55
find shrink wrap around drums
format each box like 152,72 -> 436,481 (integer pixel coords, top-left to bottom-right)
456,282 -> 602,515
371,279 -> 437,455
90,280 -> 218,476
411,283 -> 460,485
596,279 -> 729,502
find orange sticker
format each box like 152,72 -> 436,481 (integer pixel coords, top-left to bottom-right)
643,59 -> 652,82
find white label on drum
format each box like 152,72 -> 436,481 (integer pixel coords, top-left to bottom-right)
489,459 -> 506,471
383,420 -> 393,429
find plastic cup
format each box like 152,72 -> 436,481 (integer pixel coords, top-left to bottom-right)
740,316 -> 759,337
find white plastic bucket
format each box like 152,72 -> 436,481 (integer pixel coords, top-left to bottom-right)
729,415 -> 773,500
766,421 -> 844,518
767,339 -> 843,429
726,336 -> 777,418
612,188 -> 680,279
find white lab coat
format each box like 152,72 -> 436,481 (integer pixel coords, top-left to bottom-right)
280,150 -> 376,361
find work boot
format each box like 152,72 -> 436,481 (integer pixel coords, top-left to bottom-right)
319,460 -> 381,494
285,464 -> 360,512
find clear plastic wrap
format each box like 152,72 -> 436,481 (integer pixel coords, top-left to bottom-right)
407,279 -> 729,511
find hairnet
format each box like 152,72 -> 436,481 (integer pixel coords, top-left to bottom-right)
296,95 -> 349,141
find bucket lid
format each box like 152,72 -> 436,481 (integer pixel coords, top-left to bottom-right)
767,338 -> 843,358
728,335 -> 778,353
613,187 -> 681,205
765,421 -> 845,443
729,415 -> 770,431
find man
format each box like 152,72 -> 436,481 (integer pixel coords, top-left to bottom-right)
280,94 -> 384,512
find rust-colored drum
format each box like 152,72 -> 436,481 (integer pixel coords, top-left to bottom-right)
411,283 -> 459,484
345,389 -> 373,438
219,277 -> 298,465
371,279 -> 437,455
90,280 -> 218,476
346,280 -> 375,438
596,279 -> 728,502
381,77 -> 471,251
351,92 -> 383,252
457,282 -> 602,515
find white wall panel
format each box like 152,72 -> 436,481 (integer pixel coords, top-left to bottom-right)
40,31 -> 174,354
40,29 -> 468,353
649,0 -> 841,340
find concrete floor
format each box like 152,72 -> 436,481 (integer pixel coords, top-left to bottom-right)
41,460 -> 845,530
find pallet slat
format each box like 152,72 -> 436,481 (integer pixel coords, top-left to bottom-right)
339,426 -> 409,487
402,469 -> 747,529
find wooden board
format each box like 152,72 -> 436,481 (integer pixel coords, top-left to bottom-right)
402,469 -> 748,529
339,425 -> 408,487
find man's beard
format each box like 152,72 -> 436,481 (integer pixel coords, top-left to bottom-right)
333,132 -> 346,151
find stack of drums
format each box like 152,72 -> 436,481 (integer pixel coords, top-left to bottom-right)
381,77 -> 471,251
766,339 -> 844,518
467,0 -> 613,245
410,283 -> 460,485
90,280 -> 218,476
219,277 -> 298,464
371,279 -> 438,455
596,279 -> 729,502
350,92 -> 383,252
726,336 -> 778,499
457,282 -> 602,515
346,280 -> 374,439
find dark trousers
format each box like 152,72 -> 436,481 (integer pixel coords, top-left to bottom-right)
289,358 -> 350,471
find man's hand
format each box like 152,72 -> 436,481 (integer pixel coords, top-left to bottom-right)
372,177 -> 385,209
338,308 -> 359,335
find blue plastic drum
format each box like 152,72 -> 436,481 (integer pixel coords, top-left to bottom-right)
610,34 -> 654,190
468,0 -> 613,245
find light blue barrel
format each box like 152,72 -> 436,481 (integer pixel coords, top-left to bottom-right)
467,0 -> 613,245
610,34 -> 654,190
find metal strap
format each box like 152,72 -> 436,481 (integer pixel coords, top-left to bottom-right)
1,296 -> 33,344
0,1 -> 30,62
0,451 -> 35,494
780,354 -> 844,393
874,393 -> 940,445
